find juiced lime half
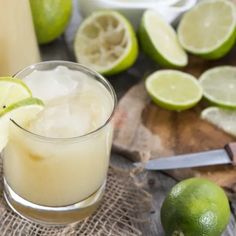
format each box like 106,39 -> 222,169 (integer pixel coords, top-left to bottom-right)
178,0 -> 236,59
74,10 -> 138,75
0,77 -> 32,113
146,70 -> 202,111
201,106 -> 236,137
199,66 -> 236,108
0,98 -> 44,152
139,10 -> 188,67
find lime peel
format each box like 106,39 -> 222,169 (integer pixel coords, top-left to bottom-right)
0,97 -> 44,152
0,77 -> 32,113
0,98 -> 44,117
0,77 -> 32,96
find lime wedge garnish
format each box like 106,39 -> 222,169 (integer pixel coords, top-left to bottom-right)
178,0 -> 236,59
199,66 -> 236,108
145,70 -> 202,111
74,10 -> 138,75
201,106 -> 236,137
0,77 -> 32,113
139,10 -> 188,68
0,98 -> 44,152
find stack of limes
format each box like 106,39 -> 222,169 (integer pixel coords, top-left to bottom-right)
0,78 -> 44,151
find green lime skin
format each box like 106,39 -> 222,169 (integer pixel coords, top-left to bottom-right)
161,178 -> 230,236
177,0 -> 236,60
103,12 -> 138,76
202,28 -> 236,60
30,0 -> 72,44
138,19 -> 187,68
0,98 -> 44,117
184,27 -> 236,60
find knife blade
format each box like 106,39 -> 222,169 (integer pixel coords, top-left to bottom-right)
134,143 -> 236,170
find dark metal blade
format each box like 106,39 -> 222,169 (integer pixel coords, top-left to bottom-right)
134,149 -> 231,170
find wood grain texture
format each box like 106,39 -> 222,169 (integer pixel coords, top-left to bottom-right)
113,48 -> 236,191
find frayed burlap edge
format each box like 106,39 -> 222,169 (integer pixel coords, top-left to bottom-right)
0,158 -> 152,236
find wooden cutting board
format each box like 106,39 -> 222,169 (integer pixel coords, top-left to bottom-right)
112,51 -> 236,192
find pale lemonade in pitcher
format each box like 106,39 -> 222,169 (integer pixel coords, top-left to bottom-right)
3,62 -> 116,224
0,0 -> 40,76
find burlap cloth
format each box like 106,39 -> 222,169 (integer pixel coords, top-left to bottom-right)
0,157 -> 151,236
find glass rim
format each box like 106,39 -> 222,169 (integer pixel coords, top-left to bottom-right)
11,60 -> 117,143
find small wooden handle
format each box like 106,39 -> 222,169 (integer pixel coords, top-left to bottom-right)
225,143 -> 236,166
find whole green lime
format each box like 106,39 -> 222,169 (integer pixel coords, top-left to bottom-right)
30,0 -> 72,44
161,178 -> 230,236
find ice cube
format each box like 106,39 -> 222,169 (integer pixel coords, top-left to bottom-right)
24,65 -> 114,138
23,66 -> 80,101
29,97 -> 92,138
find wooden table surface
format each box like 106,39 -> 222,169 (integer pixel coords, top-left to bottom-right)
40,2 -> 236,235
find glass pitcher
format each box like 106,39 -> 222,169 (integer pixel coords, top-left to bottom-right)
0,0 -> 40,76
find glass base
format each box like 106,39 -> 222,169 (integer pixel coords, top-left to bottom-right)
3,178 -> 105,226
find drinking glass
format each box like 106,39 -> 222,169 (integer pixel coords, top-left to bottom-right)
2,61 -> 117,225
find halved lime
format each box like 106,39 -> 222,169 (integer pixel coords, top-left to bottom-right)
201,106 -> 236,137
139,10 -> 188,68
145,70 -> 202,111
0,77 -> 32,113
199,66 -> 236,108
0,98 -> 44,152
74,10 -> 138,76
178,0 -> 236,59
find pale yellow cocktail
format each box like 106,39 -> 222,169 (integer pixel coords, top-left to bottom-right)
3,61 -> 116,224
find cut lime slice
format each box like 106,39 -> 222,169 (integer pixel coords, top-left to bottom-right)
74,10 -> 138,75
139,10 -> 188,68
201,106 -> 236,137
145,70 -> 202,111
0,98 -> 44,152
199,66 -> 236,108
0,77 -> 32,113
178,0 -> 236,59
